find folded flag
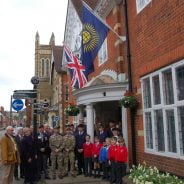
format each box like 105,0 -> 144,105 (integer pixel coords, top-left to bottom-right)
82,3 -> 110,76
64,46 -> 87,89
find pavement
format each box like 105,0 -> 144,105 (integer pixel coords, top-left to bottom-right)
13,175 -> 110,184
0,170 -> 131,184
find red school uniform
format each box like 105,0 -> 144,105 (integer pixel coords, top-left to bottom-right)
92,142 -> 103,157
108,144 -> 118,161
115,145 -> 128,163
83,142 -> 93,158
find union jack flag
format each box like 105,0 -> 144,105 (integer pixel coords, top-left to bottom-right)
64,46 -> 87,89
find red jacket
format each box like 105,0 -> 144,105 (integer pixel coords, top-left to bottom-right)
108,145 -> 117,161
92,143 -> 103,157
115,146 -> 128,163
83,142 -> 93,158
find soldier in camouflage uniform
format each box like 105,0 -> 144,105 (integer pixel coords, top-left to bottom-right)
63,126 -> 76,177
49,125 -> 64,180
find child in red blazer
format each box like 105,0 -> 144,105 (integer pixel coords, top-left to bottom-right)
92,136 -> 102,177
108,137 -> 118,183
115,137 -> 128,184
83,135 -> 93,177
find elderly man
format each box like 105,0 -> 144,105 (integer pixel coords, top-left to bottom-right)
0,126 -> 20,184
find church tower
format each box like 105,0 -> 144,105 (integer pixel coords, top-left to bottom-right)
35,31 -> 40,77
34,32 -> 55,124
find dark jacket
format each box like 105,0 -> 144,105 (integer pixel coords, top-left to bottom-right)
75,131 -> 86,150
98,131 -> 108,143
21,135 -> 37,162
37,132 -> 50,155
14,134 -> 23,156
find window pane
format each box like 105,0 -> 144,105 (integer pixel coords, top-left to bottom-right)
162,69 -> 174,105
152,75 -> 161,105
46,59 -> 49,77
154,110 -> 165,152
176,65 -> 184,101
136,0 -> 152,13
145,112 -> 153,149
166,110 -> 176,153
41,59 -> 45,77
178,106 -> 184,155
98,38 -> 107,65
143,78 -> 151,108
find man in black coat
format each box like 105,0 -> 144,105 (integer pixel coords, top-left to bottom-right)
21,127 -> 38,184
75,124 -> 86,175
37,125 -> 50,179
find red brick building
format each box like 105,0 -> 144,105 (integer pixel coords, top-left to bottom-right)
63,0 -> 184,177
127,0 -> 184,177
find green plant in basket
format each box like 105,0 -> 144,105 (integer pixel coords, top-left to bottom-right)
64,104 -> 80,116
120,95 -> 138,109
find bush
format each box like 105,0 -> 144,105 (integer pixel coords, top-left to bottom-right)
129,164 -> 184,184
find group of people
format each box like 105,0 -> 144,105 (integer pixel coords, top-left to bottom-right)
0,120 -> 128,184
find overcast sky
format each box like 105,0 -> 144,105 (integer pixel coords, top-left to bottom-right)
0,0 -> 68,110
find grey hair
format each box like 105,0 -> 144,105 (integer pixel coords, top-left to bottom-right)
6,126 -> 13,131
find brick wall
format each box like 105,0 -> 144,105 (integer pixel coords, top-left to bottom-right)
127,0 -> 184,176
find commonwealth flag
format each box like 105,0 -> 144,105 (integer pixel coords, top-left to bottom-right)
82,3 -> 109,76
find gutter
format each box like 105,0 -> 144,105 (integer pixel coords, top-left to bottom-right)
123,0 -> 137,165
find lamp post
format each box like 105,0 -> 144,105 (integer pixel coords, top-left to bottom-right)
31,76 -> 39,142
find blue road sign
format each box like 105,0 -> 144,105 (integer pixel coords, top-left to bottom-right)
12,99 -> 24,111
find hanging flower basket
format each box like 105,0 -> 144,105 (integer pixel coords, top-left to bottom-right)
120,94 -> 138,109
64,104 -> 80,116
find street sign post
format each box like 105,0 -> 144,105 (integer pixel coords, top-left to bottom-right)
31,76 -> 39,153
12,99 -> 24,111
13,90 -> 37,99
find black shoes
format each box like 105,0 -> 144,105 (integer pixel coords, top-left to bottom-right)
45,176 -> 51,179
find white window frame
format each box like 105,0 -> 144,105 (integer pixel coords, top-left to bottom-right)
136,0 -> 152,14
98,38 -> 108,66
141,59 -> 184,160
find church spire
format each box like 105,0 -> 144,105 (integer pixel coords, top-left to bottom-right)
35,31 -> 40,48
49,32 -> 55,47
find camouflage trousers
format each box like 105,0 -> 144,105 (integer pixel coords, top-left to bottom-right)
50,152 -> 63,177
63,151 -> 75,175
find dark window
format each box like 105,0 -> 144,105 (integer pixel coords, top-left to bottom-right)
162,69 -> 174,105
166,110 -> 176,153
176,66 -> 184,101
154,110 -> 165,152
145,112 -> 153,149
152,75 -> 161,105
143,78 -> 151,108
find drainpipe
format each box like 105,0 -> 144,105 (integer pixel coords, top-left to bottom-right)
123,0 -> 137,165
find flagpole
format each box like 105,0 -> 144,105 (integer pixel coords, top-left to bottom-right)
82,1 -> 126,42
